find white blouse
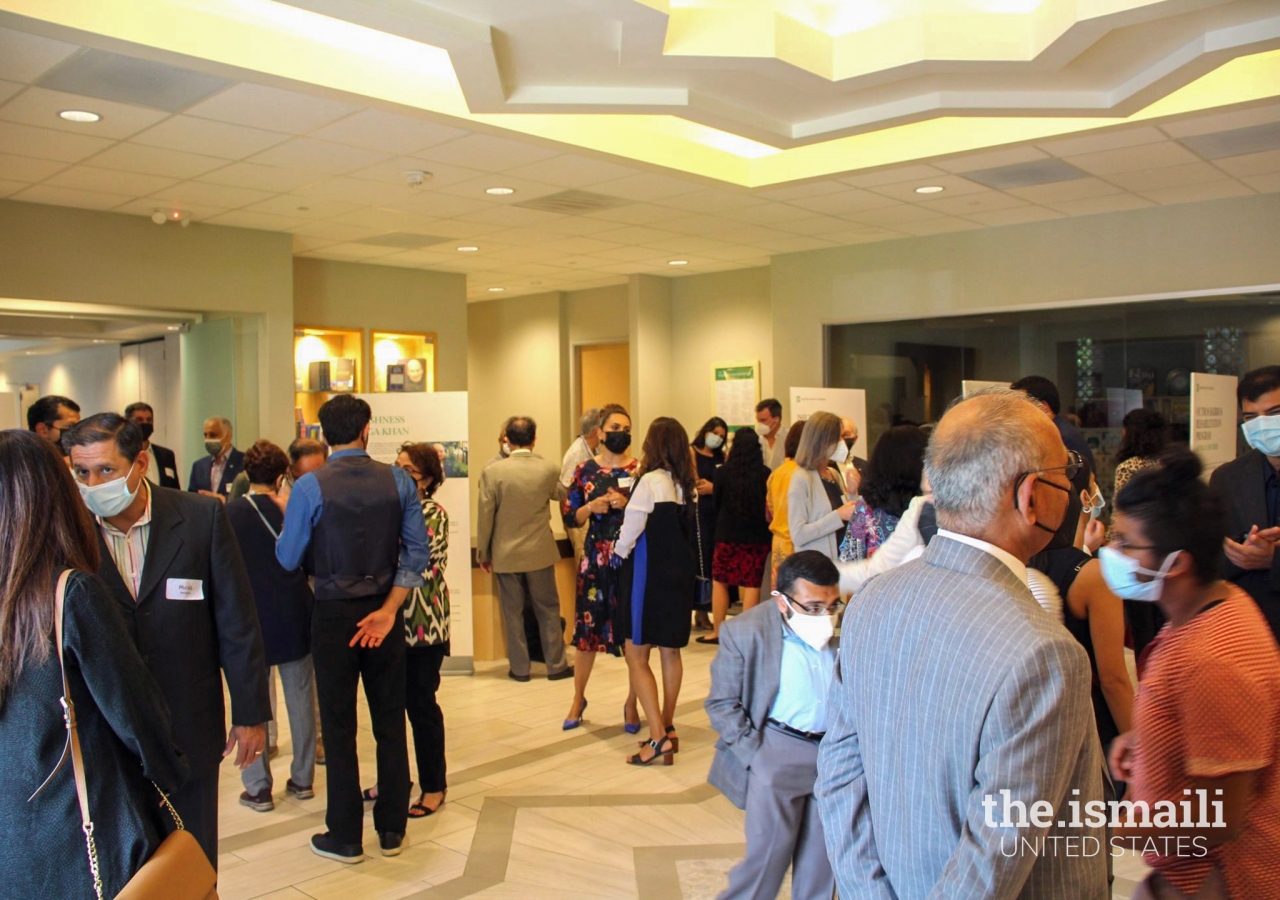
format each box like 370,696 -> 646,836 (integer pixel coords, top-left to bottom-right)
614,469 -> 685,560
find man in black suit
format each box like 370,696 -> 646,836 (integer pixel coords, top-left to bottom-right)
65,413 -> 271,867
1209,365 -> 1280,640
189,415 -> 244,500
125,401 -> 181,489
1012,375 -> 1094,493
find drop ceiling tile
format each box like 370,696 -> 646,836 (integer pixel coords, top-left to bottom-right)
590,225 -> 681,245
822,228 -> 906,244
752,235 -> 839,253
538,215 -> 617,236
0,28 -> 79,83
373,252 -> 427,268
467,226 -> 560,245
114,198 -> 227,220
867,174 -> 989,203
0,87 -> 168,140
1105,161 -> 1230,192
936,145 -> 1049,173
9,183 -> 132,210
243,194 -> 361,219
379,190 -> 494,218
1160,103 -> 1280,139
1005,176 -> 1125,203
150,180 -> 276,209
310,241 -> 402,260
789,190 -> 901,216
291,176 -> 407,205
494,263 -> 576,277
837,164 -> 948,189
589,245 -> 664,262
659,214 -> 741,236
729,202 -> 820,225
457,205 -> 566,227
656,188 -> 767,214
752,180 -> 846,201
1135,179 -> 1254,205
770,215 -> 860,235
643,236 -> 735,253
346,156 -> 484,188
1043,194 -> 1155,216
0,151 -> 68,182
203,209 -> 310,231
0,80 -> 19,105
287,220 -> 383,240
537,236 -> 624,254
0,178 -> 27,197
1036,126 -> 1167,158
435,174 -> 564,203
374,248 -> 458,267
583,203 -> 674,225
842,204 -> 944,227
591,172 -> 702,201
698,244 -> 783,262
196,161 -> 322,193
917,192 -> 1027,216
90,142 -> 227,179
895,217 -> 985,237
132,116 -> 291,159
309,109 -> 467,154
1213,149 -> 1280,178
1241,172 -> 1280,193
406,217 -> 504,238
246,137 -> 390,175
706,224 -> 797,244
184,83 -> 358,134
46,165 -> 177,196
0,120 -> 114,162
966,205 -> 1065,226
501,153 -> 641,187
417,133 -> 561,171
1066,142 -> 1200,176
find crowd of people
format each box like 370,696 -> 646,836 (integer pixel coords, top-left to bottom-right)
3,365 -> 1280,897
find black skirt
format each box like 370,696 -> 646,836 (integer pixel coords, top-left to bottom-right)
618,502 -> 696,648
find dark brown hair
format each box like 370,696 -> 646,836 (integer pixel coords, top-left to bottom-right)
244,440 -> 290,486
637,417 -> 696,507
598,403 -> 630,430
783,419 -> 805,460
398,442 -> 445,499
0,431 -> 100,707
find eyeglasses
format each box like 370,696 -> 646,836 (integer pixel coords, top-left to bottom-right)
775,592 -> 844,617
1013,449 -> 1083,504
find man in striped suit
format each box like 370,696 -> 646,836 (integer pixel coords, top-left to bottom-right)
816,388 -> 1108,899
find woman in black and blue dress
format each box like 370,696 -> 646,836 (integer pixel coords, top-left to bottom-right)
614,417 -> 697,766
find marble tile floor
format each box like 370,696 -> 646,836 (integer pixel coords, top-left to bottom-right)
214,640 -> 1148,899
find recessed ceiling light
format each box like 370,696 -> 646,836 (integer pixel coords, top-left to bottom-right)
92,339 -> 107,344
59,109 -> 100,123
166,325 -> 182,331
485,187 -> 515,196
457,246 -> 479,252
488,287 -> 506,292
668,259 -> 689,266
915,185 -> 945,194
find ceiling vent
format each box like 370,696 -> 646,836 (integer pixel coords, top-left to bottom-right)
356,232 -> 452,249
962,158 -> 1090,190
35,48 -> 231,112
513,190 -> 633,215
1179,120 -> 1280,160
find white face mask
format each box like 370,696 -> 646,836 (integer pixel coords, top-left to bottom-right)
1097,546 -> 1180,603
1084,487 -> 1105,520
501,441 -> 512,457
829,440 -> 850,465
754,422 -> 773,439
785,607 -> 837,650
78,461 -> 140,518
703,432 -> 724,450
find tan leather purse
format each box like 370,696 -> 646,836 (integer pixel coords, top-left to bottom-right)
46,569 -> 219,900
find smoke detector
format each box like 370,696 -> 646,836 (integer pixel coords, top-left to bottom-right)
152,208 -> 191,227
404,170 -> 431,187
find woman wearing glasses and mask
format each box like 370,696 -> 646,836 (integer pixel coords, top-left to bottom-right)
1106,447 -> 1280,900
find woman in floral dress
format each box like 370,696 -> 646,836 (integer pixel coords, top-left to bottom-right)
560,404 -> 639,731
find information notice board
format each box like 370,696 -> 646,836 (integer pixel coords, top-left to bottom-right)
1190,373 -> 1239,477
713,362 -> 760,428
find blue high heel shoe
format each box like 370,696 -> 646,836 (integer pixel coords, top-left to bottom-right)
562,698 -> 588,731
622,704 -> 641,735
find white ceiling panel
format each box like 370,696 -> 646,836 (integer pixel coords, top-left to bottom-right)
1043,193 -> 1155,216
308,109 -> 467,154
0,151 -> 67,182
1106,161 -> 1231,192
1066,141 -> 1201,176
1136,179 -> 1254,205
752,234 -> 839,253
536,236 -> 625,254
918,191 -> 1028,216
456,204 -> 566,228
752,180 -> 847,201
243,194 -> 362,219
0,87 -> 168,139
345,156 -> 485,188
1159,103 -> 1280,139
867,174 -> 989,202
416,133 -> 561,171
0,177 -> 31,197
935,145 -> 1049,173
378,190 -> 494,218
657,188 -> 767,214
501,153 -> 641,188
659,214 -> 741,236
45,165 -> 177,197
149,180 -> 277,209
114,198 -> 228,220
538,215 -> 618,236
1005,176 -> 1125,203
728,202 -> 819,225
965,205 -> 1065,226
895,216 -> 985,236
1241,172 -> 1280,193
837,164 -> 948,189
788,189 -> 901,215
590,225 -> 683,245
845,204 -> 945,227
197,161 -> 321,192
184,83 -> 359,134
287,220 -> 384,241
291,176 -> 411,205
1213,149 -> 1280,178
0,27 -> 78,83
435,174 -> 565,203
590,245 -> 666,262
820,227 -> 906,244
10,183 -> 132,210
132,116 -> 291,159
1036,126 -> 1167,158
90,142 -> 228,179
0,120 -> 113,162
582,203 -> 677,225
246,137 -> 390,174
590,172 -> 703,201
770,215 -> 862,235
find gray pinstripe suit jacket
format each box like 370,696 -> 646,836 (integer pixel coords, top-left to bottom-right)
815,536 -> 1108,900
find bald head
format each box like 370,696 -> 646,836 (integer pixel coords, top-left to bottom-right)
925,389 -> 1064,536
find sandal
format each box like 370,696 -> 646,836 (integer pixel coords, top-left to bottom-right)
408,789 -> 447,818
637,725 -> 679,753
626,736 -> 675,766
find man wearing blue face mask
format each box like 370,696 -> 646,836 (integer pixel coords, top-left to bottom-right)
1208,365 -> 1280,640
65,413 -> 270,869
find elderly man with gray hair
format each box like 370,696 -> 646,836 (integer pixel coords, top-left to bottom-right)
561,408 -> 604,563
816,388 -> 1107,900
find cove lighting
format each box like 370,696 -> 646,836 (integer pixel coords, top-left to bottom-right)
457,246 -> 479,252
668,259 -> 689,266
485,187 -> 515,195
915,185 -> 945,194
59,109 -> 101,123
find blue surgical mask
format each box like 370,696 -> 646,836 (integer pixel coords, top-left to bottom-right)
1097,545 -> 1179,603
703,433 -> 723,451
1242,414 -> 1280,457
1087,488 -> 1106,521
77,462 -> 140,518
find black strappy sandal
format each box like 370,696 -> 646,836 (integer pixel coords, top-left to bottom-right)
408,788 -> 447,819
626,736 -> 675,766
637,725 -> 679,753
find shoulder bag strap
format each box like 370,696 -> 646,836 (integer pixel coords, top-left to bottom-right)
248,493 -> 281,540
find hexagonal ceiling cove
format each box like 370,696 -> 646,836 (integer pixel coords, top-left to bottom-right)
4,0 -> 1280,187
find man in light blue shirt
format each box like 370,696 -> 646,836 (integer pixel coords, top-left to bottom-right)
705,551 -> 841,900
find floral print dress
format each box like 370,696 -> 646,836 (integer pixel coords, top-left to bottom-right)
403,496 -> 450,650
838,501 -> 901,562
563,457 -> 638,655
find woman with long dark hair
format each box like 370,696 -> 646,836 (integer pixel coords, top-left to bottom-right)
840,425 -> 926,561
1113,408 -> 1168,495
614,417 -> 697,766
0,430 -> 187,896
700,427 -> 771,643
690,417 -> 728,632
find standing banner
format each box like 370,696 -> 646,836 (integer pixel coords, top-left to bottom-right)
1190,373 -> 1239,477
358,391 -> 474,668
790,387 -> 868,460
713,362 -> 761,428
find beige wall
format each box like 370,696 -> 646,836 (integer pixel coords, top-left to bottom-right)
628,274 -> 673,435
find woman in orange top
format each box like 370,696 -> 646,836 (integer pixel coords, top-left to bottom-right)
764,421 -> 806,590
1106,447 -> 1280,899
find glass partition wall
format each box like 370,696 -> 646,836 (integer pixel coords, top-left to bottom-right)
826,291 -> 1280,503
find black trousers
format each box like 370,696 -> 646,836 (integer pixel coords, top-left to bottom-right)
312,597 -> 410,844
406,644 -> 448,794
170,765 -> 220,868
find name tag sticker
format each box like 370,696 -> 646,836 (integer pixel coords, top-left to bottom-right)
617,476 -> 635,490
166,578 -> 204,601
